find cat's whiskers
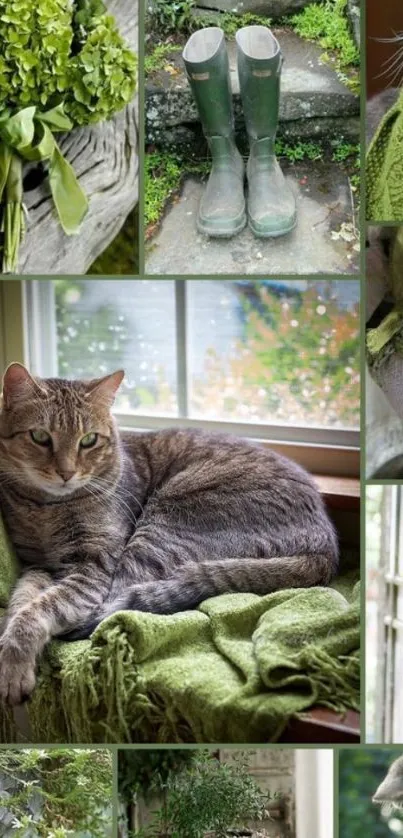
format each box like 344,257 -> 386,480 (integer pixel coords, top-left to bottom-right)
374,32 -> 403,87
376,50 -> 403,86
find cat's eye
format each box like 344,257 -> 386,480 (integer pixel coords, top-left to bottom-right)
30,429 -> 52,447
80,432 -> 98,449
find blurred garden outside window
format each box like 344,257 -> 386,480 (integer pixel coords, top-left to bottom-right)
22,279 -> 359,474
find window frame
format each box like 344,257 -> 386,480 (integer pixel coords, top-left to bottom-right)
373,485 -> 403,743
2,279 -> 360,478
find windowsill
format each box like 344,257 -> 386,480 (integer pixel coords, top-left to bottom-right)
314,475 -> 360,510
280,708 -> 360,743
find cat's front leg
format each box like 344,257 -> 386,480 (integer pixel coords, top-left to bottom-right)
0,571 -> 53,702
0,566 -> 109,706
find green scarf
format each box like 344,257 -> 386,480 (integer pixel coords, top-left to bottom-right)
367,89 -> 403,221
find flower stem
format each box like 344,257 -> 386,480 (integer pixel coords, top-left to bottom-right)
2,153 -> 25,274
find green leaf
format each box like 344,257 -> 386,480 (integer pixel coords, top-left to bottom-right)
0,105 -> 35,150
49,143 -> 88,235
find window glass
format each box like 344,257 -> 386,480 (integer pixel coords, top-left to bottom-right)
54,278 -> 360,429
187,280 -> 360,428
55,279 -> 177,415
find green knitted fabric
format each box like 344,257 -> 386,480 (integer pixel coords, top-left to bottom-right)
0,515 -> 360,744
367,89 -> 403,221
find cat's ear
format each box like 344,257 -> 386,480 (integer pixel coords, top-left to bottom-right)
86,370 -> 124,406
1,363 -> 47,409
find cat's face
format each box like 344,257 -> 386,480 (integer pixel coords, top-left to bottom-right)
0,363 -> 124,497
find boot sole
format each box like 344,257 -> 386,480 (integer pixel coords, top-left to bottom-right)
248,217 -> 297,239
197,212 -> 247,239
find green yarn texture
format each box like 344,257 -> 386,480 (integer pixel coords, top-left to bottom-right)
367,89 -> 403,221
0,516 -> 360,744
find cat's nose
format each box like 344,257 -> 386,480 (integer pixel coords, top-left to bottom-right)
57,470 -> 76,483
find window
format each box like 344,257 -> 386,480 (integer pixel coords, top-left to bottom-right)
22,279 -> 359,474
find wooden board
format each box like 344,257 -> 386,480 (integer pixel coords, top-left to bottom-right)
7,0 -> 138,276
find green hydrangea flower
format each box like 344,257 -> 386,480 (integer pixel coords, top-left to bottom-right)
66,13 -> 137,125
0,0 -> 73,110
0,0 -> 137,273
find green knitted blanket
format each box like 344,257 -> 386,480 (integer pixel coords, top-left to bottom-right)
0,516 -> 360,744
367,89 -> 403,221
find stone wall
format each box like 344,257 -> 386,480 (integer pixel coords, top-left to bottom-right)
195,0 -> 316,16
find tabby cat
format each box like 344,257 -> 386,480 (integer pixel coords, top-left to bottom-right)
0,363 -> 338,706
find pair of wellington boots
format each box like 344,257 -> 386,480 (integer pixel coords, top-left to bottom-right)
183,25 -> 296,238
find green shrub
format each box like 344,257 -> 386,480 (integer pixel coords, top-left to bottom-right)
148,0 -> 196,35
0,748 -> 112,837
141,753 -> 269,838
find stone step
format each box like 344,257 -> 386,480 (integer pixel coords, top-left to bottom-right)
146,29 -> 359,148
145,158 -> 359,276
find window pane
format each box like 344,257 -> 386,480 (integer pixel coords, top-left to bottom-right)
55,279 -> 178,415
187,280 -> 360,429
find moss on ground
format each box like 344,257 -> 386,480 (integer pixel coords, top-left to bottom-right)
88,207 -> 139,275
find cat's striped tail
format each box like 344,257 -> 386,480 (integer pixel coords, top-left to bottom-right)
63,552 -> 338,641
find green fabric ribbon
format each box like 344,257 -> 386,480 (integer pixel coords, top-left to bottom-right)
0,103 -> 88,239
366,88 -> 403,222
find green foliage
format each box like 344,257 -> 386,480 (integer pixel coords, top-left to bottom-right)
0,0 -> 73,109
145,43 -> 182,75
0,0 -> 136,124
339,749 -> 403,838
289,0 -> 359,92
290,0 -> 359,68
118,749 -> 197,804
149,0 -> 196,36
147,2 -> 271,37
137,752 -> 268,838
331,140 -> 359,162
145,151 -> 209,227
66,5 -> 137,125
0,748 -> 112,837
275,138 -> 323,162
88,207 -> 139,275
145,152 -> 182,226
195,12 -> 272,38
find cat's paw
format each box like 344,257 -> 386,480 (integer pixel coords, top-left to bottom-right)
0,649 -> 36,706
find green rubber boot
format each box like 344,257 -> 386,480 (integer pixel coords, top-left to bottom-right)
183,28 -> 246,237
236,25 -> 296,238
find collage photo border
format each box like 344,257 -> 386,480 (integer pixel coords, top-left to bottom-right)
0,0 -> 393,835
